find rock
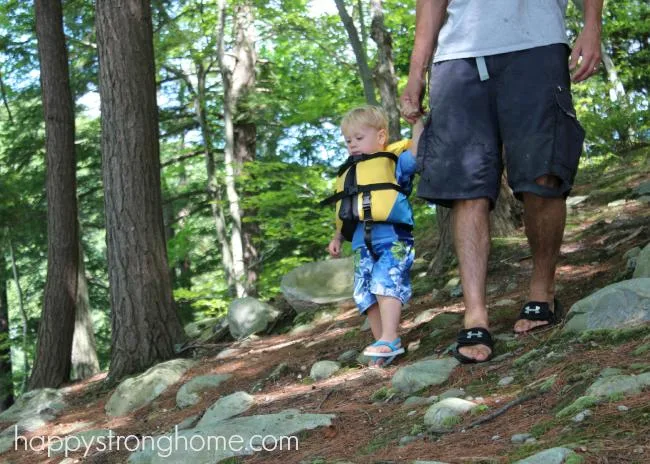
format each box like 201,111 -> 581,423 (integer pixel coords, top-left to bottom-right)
498,376 -> 515,387
506,282 -> 518,292
399,435 -> 419,446
624,247 -> 642,261
280,257 -> 354,313
487,283 -> 500,295
572,409 -> 593,423
511,433 -> 533,444
227,297 -> 281,339
184,317 -> 224,341
563,278 -> 650,332
175,414 -> 200,431
105,359 -> 196,417
638,195 -> 650,204
633,180 -> 650,197
197,391 -> 256,427
423,398 -> 476,428
413,308 -> 437,325
608,199 -> 626,208
556,396 -> 601,418
128,409 -> 334,463
439,388 -> 465,400
407,339 -> 421,352
402,396 -> 437,407
216,348 -> 240,359
449,285 -> 463,298
585,373 -> 650,398
310,361 -> 341,381
430,289 -> 441,300
566,195 -> 589,207
392,358 -> 459,394
599,367 -> 623,377
337,350 -> 359,364
633,244 -> 650,278
176,374 -> 231,409
494,298 -> 517,307
514,447 -> 576,464
413,461 -> 450,464
356,353 -> 371,365
618,405 -> 629,412
0,388 -> 66,423
360,317 -> 371,331
49,429 -> 115,456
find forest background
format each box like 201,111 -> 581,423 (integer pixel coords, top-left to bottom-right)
0,0 -> 647,407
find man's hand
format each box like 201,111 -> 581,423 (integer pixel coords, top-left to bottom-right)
327,237 -> 342,258
400,76 -> 426,125
570,22 -> 602,82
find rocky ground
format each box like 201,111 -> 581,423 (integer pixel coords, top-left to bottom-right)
0,149 -> 648,464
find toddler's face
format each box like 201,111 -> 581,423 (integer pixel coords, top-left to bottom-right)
343,125 -> 386,156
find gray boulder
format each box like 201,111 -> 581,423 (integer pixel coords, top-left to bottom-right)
514,447 -> 576,464
424,398 -> 476,429
196,391 -> 255,427
105,359 -> 196,417
392,357 -> 459,394
310,361 -> 341,381
280,257 -> 354,313
633,180 -> 650,197
563,278 -> 650,332
128,409 -> 334,463
0,388 -> 66,423
227,297 -> 281,339
176,374 -> 232,409
585,372 -> 650,398
633,243 -> 650,278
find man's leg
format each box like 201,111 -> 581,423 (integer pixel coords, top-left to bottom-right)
514,175 -> 566,333
453,198 -> 492,361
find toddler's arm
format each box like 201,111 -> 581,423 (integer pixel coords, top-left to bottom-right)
327,231 -> 344,258
411,117 -> 425,157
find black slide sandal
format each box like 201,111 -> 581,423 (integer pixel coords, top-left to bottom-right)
452,327 -> 494,364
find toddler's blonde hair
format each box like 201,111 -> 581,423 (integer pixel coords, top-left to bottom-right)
340,105 -> 389,136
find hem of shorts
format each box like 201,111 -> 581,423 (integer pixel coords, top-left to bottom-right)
433,39 -> 569,63
368,286 -> 410,306
416,192 -> 497,209
357,300 -> 377,314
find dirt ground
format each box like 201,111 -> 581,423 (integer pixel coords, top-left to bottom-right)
1,161 -> 649,464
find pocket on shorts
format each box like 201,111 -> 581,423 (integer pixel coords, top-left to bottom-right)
553,86 -> 585,178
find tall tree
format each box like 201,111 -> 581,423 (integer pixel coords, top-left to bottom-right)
370,0 -> 400,141
96,0 -> 185,382
29,0 -> 79,390
217,0 -> 257,297
0,251 -> 14,411
70,235 -> 100,380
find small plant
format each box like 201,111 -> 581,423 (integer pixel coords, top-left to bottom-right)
410,423 -> 424,435
441,415 -> 463,428
471,404 -> 489,416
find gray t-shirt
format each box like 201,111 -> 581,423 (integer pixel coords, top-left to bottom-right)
434,0 -> 570,62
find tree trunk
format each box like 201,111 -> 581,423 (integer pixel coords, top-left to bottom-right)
335,0 -> 377,105
96,0 -> 185,383
231,3 -> 259,295
217,0 -> 252,297
0,252 -> 14,411
490,175 -> 522,236
428,173 -> 521,273
369,0 -> 400,142
195,63 -> 236,292
29,0 -> 79,390
70,235 -> 100,381
8,240 -> 28,394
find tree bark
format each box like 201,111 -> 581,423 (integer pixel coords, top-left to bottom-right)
370,0 -> 401,142
96,0 -> 185,383
231,2 -> 259,295
335,0 -> 377,105
0,252 -> 14,411
29,0 -> 79,390
70,235 -> 100,381
217,0 -> 254,297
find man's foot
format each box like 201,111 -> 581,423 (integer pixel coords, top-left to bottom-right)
514,299 -> 563,334
453,328 -> 494,364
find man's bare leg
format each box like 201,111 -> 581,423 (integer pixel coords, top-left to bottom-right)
453,198 -> 492,361
514,176 -> 566,333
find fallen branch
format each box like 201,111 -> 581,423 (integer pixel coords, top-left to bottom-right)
466,389 -> 542,429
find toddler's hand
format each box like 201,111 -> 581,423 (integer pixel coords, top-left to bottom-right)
327,238 -> 342,258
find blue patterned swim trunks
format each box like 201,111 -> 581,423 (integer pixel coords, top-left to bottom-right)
353,241 -> 415,313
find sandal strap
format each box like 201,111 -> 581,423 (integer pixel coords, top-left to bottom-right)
456,328 -> 493,348
370,337 -> 401,350
518,301 -> 554,322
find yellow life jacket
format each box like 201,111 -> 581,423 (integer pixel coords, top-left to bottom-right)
321,140 -> 414,244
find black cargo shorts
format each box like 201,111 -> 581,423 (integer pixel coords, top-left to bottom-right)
416,44 -> 585,208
